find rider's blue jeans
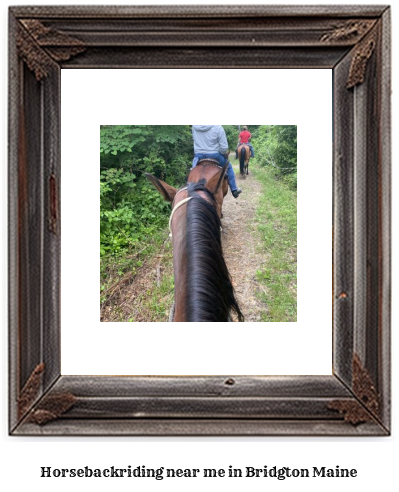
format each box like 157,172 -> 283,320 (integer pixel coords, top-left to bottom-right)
192,153 -> 239,193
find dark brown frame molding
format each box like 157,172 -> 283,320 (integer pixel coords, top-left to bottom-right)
8,5 -> 391,436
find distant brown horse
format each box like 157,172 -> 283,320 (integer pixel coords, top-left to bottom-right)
238,144 -> 250,177
146,160 -> 243,322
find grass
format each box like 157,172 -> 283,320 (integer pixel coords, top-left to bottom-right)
143,273 -> 175,321
100,226 -> 174,321
251,160 -> 297,322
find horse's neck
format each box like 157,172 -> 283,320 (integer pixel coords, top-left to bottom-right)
171,213 -> 188,321
180,195 -> 232,322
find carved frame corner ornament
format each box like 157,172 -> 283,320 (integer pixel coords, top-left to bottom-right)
17,363 -> 45,419
16,19 -> 86,81
8,5 -> 391,436
346,27 -> 379,88
327,354 -> 381,425
320,19 -> 376,43
17,364 -> 77,425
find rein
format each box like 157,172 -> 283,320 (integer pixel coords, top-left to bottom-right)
169,186 -> 190,238
169,197 -> 192,237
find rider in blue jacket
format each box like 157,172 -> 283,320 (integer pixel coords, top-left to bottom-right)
191,125 -> 242,198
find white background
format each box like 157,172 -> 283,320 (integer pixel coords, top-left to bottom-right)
61,68 -> 332,376
1,1 -> 398,492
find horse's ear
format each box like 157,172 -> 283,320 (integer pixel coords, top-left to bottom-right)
145,173 -> 177,203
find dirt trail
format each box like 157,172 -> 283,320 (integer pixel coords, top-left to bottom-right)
102,159 -> 269,322
221,160 -> 268,321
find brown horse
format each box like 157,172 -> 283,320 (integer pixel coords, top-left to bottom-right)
145,160 -> 243,322
238,144 -> 250,177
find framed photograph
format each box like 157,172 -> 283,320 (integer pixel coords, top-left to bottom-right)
9,5 -> 391,435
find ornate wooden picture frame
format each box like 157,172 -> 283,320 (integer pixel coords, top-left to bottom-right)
9,5 -> 391,435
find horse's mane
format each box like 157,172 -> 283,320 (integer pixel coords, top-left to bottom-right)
185,180 -> 244,322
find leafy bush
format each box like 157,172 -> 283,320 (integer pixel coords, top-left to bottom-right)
253,125 -> 297,187
100,171 -> 170,256
100,125 -> 195,260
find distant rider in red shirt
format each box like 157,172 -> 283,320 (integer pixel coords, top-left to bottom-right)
236,126 -> 255,159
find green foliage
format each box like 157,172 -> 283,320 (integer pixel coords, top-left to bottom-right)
280,171 -> 297,190
253,125 -> 297,187
100,125 -> 148,155
100,172 -> 170,256
100,125 -> 196,263
223,125 -> 240,148
100,125 -> 192,182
